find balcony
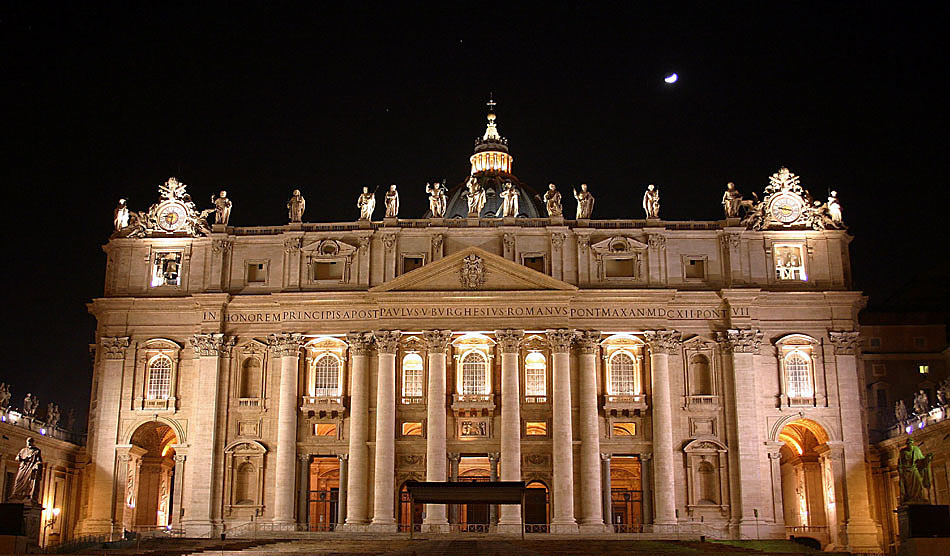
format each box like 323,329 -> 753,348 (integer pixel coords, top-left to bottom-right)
400,396 -> 425,406
300,395 -> 345,418
451,393 -> 495,417
603,393 -> 648,416
684,395 -> 720,411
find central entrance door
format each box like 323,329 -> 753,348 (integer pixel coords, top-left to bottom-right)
610,455 -> 643,532
308,457 -> 340,531
457,456 -> 491,532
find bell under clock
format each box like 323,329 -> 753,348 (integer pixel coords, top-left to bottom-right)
769,194 -> 803,224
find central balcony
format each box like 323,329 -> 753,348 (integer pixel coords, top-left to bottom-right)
301,395 -> 345,418
451,393 -> 495,417
603,393 -> 648,416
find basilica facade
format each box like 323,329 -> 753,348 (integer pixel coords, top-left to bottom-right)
77,106 -> 882,552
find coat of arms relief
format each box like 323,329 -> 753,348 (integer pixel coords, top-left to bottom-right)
459,254 -> 487,289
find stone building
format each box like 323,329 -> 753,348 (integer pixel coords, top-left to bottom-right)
78,104 -> 882,552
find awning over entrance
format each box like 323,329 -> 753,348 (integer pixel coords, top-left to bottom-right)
404,481 -> 527,537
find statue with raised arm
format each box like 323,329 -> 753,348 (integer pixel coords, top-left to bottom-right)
642,184 -> 660,219
898,438 -> 933,504
12,437 -> 42,501
426,182 -> 447,217
827,191 -> 842,225
722,182 -> 744,218
113,199 -> 130,231
465,176 -> 486,217
384,184 -> 399,218
287,189 -> 306,223
573,183 -> 594,219
357,186 -> 376,221
543,183 -> 563,217
500,181 -> 519,217
212,190 -> 232,225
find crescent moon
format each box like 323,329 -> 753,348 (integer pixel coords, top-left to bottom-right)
664,73 -> 678,84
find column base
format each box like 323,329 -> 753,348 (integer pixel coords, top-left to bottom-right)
496,522 -> 523,534
737,519 -> 784,540
76,518 -> 114,537
369,521 -> 398,532
181,519 -> 219,537
844,518 -> 883,553
338,522 -> 371,532
550,520 -> 579,534
579,522 -> 607,533
421,523 -> 450,533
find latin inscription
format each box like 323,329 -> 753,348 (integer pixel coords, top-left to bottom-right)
202,305 -> 749,323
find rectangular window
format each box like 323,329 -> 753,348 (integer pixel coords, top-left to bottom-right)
684,258 -> 706,279
523,255 -> 545,274
871,363 -> 886,377
774,244 -> 807,281
403,368 -> 424,398
246,262 -> 267,283
151,252 -> 182,287
314,423 -> 337,437
313,261 -> 343,281
919,365 -> 930,374
402,422 -> 423,436
868,337 -> 882,348
875,388 -> 888,409
525,422 -> 547,436
606,258 -> 635,278
402,256 -> 424,274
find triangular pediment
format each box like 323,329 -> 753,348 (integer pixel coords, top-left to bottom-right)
370,246 -> 578,292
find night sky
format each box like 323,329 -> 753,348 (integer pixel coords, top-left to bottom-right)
2,4 -> 945,429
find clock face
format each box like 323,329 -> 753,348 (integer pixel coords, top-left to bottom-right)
157,202 -> 187,232
769,195 -> 802,224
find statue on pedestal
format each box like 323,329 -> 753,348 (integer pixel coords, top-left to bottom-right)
357,186 -> 376,221
0,383 -> 10,408
722,182 -> 743,217
46,403 -> 60,428
895,399 -> 908,423
573,183 -> 594,219
287,189 -> 306,223
937,378 -> 950,406
500,181 -> 519,217
212,191 -> 232,225
827,191 -> 842,225
542,183 -> 563,217
898,438 -> 933,504
384,184 -> 399,218
23,393 -> 37,416
426,182 -> 447,217
11,437 -> 42,501
642,184 -> 660,218
113,199 -> 130,231
913,389 -> 929,415
465,176 -> 486,217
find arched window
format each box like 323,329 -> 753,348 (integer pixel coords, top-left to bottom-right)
524,352 -> 546,397
402,353 -> 424,398
689,355 -> 712,396
241,358 -> 262,398
461,351 -> 488,395
234,462 -> 255,505
608,351 -> 638,395
311,354 -> 341,397
698,460 -> 718,504
785,351 -> 813,400
146,355 -> 172,400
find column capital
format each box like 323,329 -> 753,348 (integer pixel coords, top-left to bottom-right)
447,452 -> 460,462
191,333 -> 236,357
422,329 -> 453,353
100,336 -> 130,360
174,454 -> 186,464
298,453 -> 312,463
337,453 -> 349,462
828,330 -> 861,355
267,332 -> 304,357
488,452 -> 501,463
495,329 -> 524,353
716,328 -> 763,354
574,330 -> 601,353
600,453 -> 612,461
346,331 -> 375,356
373,330 -> 402,354
642,330 -> 682,354
545,329 -> 574,353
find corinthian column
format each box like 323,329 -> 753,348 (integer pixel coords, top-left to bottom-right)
371,330 -> 401,530
828,331 -> 881,552
576,330 -> 604,532
423,329 -> 452,531
717,328 -> 764,538
496,329 -> 524,532
184,333 -> 234,535
344,332 -> 374,527
268,332 -> 303,526
643,329 -> 682,529
547,329 -> 578,533
79,336 -> 129,536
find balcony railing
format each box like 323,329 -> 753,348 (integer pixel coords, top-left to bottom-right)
603,393 -> 648,416
300,395 -> 345,417
451,393 -> 495,416
400,396 -> 425,405
684,395 -> 720,409
524,395 -> 548,404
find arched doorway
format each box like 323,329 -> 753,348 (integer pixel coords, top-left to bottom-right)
398,482 -> 425,532
126,421 -> 178,531
524,481 -> 549,532
308,457 -> 340,531
778,419 -> 833,546
457,456 -> 491,531
610,455 -> 643,532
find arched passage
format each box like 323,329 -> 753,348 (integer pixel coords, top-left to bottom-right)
524,481 -> 549,531
126,421 -> 178,530
778,419 -> 834,546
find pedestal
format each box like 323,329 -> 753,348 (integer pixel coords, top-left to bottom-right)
358,220 -> 372,229
897,504 -> 950,539
0,501 -> 42,554
212,224 -> 227,233
383,217 -> 398,227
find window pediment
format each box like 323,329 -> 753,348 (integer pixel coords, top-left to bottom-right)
590,236 -> 648,254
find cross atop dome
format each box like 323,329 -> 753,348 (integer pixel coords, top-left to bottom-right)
472,95 -> 512,174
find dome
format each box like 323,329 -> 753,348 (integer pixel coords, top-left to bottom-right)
431,172 -> 545,219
